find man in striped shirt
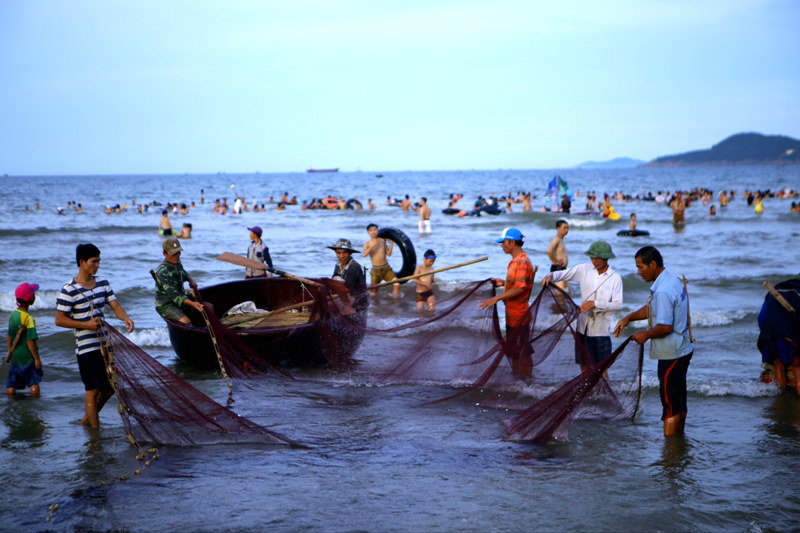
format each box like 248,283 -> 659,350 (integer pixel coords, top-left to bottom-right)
55,243 -> 135,429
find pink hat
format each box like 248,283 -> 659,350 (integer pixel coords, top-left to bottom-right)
15,283 -> 39,302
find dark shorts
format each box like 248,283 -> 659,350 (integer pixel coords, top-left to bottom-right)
658,352 -> 693,420
550,264 -> 566,272
415,290 -> 434,303
505,324 -> 533,380
77,350 -> 113,393
575,333 -> 612,365
6,363 -> 43,390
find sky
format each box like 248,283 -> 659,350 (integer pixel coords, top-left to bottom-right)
1,0 -> 798,174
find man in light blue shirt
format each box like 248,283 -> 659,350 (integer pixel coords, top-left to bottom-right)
614,246 -> 694,437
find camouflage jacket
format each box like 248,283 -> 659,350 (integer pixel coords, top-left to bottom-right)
154,260 -> 190,311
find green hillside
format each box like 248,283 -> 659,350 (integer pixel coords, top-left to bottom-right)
647,133 -> 800,166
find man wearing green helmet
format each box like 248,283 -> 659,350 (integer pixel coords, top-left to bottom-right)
542,240 -> 623,374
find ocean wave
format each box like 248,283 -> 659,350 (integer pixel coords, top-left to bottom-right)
123,326 -> 171,347
0,224 -> 156,237
0,286 -> 157,311
0,290 -> 62,311
692,309 -> 751,327
641,375 -> 780,398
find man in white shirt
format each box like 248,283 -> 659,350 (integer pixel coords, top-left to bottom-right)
542,240 -> 623,373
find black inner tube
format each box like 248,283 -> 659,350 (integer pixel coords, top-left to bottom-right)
616,229 -> 650,237
377,227 -> 417,282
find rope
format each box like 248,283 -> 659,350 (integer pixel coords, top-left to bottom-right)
67,281 -> 161,479
191,288 -> 235,407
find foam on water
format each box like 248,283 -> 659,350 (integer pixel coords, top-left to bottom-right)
692,308 -> 751,327
0,289 -> 61,311
641,374 -> 779,397
123,326 -> 171,347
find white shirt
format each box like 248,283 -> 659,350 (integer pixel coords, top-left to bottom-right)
550,262 -> 623,336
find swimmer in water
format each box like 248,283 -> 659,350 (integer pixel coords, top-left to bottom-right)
413,249 -> 437,315
629,213 -> 637,231
546,220 -> 569,292
159,210 -> 173,236
670,193 -> 686,226
362,223 -> 399,299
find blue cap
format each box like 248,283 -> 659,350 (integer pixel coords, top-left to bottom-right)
495,227 -> 524,243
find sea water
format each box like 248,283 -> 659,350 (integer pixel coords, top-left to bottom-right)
0,166 -> 798,532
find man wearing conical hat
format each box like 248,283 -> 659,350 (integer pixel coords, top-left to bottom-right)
543,240 -> 623,374
329,239 -> 366,291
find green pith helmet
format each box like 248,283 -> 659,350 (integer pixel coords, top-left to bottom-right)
584,240 -> 616,259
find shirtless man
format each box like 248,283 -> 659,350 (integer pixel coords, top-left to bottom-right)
362,224 -> 399,298
413,249 -> 437,314
522,193 -> 532,212
418,197 -> 432,233
400,195 -> 412,213
546,220 -> 569,292
670,193 -> 686,226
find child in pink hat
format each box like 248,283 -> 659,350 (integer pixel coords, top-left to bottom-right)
6,282 -> 43,395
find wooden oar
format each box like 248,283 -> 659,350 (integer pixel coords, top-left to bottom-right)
764,281 -> 796,313
216,253 -> 320,286
682,275 -> 695,343
369,256 -> 488,289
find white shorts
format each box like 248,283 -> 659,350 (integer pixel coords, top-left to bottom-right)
419,219 -> 431,233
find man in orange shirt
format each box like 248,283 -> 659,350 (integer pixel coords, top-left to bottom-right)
479,227 -> 537,379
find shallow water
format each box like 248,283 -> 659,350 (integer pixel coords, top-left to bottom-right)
0,166 -> 799,531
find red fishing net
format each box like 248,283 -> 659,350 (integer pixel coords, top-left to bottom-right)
344,281 -> 643,442
168,277 -> 642,444
100,324 -> 302,448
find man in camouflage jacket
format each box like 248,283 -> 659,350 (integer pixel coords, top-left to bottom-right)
153,238 -> 204,324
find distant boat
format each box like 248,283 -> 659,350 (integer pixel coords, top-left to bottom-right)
306,167 -> 339,173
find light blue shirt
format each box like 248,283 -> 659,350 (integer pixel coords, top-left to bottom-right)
647,269 -> 694,360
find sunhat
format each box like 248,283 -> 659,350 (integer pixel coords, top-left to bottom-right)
585,240 -> 616,259
327,239 -> 358,253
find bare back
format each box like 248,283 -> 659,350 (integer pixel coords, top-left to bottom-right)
420,204 -> 431,220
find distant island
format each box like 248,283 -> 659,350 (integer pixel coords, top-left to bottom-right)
574,157 -> 644,169
646,132 -> 800,166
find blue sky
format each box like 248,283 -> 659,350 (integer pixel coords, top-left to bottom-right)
1,0 -> 798,174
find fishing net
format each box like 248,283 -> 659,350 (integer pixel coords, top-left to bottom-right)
99,324 -> 302,448
183,273 -> 642,443
344,281 -> 643,442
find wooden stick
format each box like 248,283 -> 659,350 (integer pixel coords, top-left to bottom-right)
216,253 -> 320,286
369,256 -> 488,289
764,281 -> 796,313
682,275 -> 696,343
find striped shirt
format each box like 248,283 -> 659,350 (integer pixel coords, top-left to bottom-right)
56,277 -> 116,355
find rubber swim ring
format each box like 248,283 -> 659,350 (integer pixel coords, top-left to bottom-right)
616,229 -> 650,237
609,212 -> 620,221
377,226 -> 417,282
442,208 -> 460,215
346,198 -> 362,210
